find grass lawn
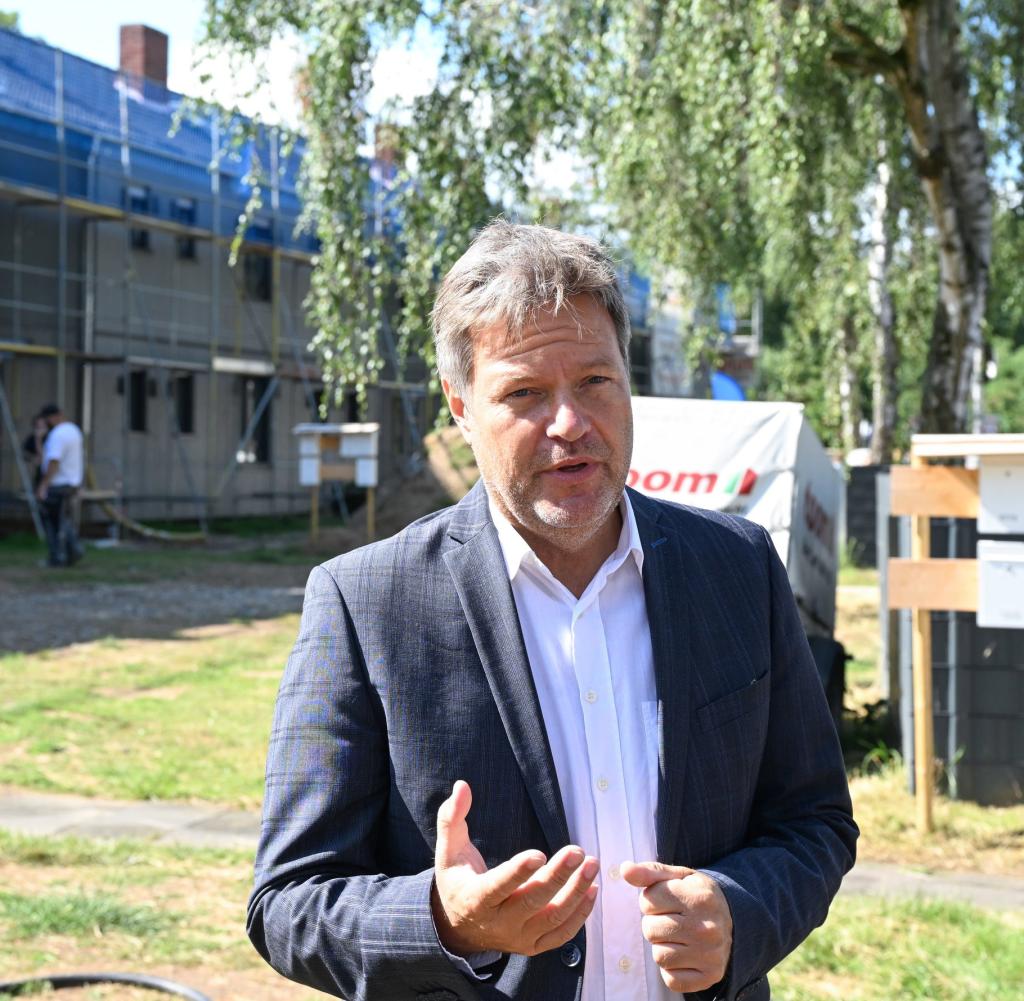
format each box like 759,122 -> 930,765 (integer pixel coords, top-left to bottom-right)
773,894 -> 1024,1001
0,617 -> 298,806
0,531 -> 318,584
834,571 -> 882,698
1,828 -> 1021,1001
1,550 -> 1023,998
0,829 -> 319,1000
851,760 -> 1024,875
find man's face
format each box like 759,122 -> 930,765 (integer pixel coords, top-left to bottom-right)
444,294 -> 633,554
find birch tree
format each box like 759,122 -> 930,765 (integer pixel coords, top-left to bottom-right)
200,0 -> 1020,438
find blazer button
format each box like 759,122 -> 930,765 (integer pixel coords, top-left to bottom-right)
560,942 -> 582,968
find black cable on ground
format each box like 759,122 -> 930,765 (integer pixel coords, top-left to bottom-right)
0,972 -> 212,1000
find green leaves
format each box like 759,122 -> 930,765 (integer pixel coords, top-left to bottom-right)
199,0 -> 1017,440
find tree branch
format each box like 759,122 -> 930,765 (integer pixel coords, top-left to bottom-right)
829,19 -> 905,81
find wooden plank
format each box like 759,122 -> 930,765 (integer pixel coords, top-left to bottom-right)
888,558 -> 979,611
888,552 -> 974,610
912,433 -> 1024,458
890,465 -> 979,517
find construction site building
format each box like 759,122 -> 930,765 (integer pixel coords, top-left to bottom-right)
0,24 -> 426,530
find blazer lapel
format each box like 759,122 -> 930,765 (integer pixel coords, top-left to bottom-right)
629,488 -> 693,864
442,483 -> 571,855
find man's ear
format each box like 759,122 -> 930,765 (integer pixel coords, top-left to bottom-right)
442,379 -> 472,446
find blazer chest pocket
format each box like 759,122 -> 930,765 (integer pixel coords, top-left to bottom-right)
696,673 -> 768,732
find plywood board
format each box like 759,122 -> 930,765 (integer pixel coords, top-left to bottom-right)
890,466 -> 979,517
911,433 -> 1024,458
887,558 -> 978,611
319,461 -> 356,482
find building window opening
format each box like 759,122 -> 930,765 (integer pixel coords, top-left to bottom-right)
239,375 -> 271,464
173,373 -> 195,434
127,184 -> 151,251
128,368 -> 148,432
243,253 -> 273,302
172,197 -> 197,260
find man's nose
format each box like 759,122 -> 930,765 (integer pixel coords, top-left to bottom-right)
546,398 -> 589,442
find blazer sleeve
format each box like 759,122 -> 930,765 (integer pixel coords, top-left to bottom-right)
246,564 -> 482,1001
696,527 -> 858,1001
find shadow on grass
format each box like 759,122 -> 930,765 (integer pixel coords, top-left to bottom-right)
842,698 -> 900,775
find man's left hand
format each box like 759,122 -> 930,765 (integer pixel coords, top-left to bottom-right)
36,483 -> 48,501
621,860 -> 733,995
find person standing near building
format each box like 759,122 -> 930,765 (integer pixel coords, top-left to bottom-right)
22,414 -> 49,490
35,403 -> 85,567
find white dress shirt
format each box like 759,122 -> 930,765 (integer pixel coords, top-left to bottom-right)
489,493 -> 671,1001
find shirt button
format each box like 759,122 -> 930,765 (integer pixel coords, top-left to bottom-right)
560,942 -> 582,968
609,864 -> 621,880
596,776 -> 609,792
584,690 -> 598,704
619,956 -> 632,972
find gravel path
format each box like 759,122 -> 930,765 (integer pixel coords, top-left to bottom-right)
0,581 -> 305,653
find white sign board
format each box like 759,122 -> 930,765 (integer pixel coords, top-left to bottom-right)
977,540 -> 1024,629
292,422 -> 380,488
629,397 -> 842,636
979,457 -> 1024,535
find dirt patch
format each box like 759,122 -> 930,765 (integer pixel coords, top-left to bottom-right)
0,465 -> 458,656
0,583 -> 307,655
0,961 -> 322,1001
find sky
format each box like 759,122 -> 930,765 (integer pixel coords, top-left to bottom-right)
6,0 -> 439,128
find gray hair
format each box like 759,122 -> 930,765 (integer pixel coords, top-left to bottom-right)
432,220 -> 631,393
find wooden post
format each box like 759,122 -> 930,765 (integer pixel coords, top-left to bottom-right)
366,486 -> 376,543
909,451 -> 934,834
310,486 -> 319,543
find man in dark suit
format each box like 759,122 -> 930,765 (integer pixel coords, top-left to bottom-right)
247,222 -> 857,1001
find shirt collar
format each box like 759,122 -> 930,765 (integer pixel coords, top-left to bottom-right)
486,487 -> 645,583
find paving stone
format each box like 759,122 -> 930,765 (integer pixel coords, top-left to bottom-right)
2,789 -> 1023,910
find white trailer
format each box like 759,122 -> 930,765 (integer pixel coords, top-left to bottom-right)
629,397 -> 843,640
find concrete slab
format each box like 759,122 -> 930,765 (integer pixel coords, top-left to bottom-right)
2,788 -> 1023,911
840,860 -> 1024,911
0,789 -> 259,851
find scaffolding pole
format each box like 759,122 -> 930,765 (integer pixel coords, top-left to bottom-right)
212,374 -> 280,499
55,49 -> 68,409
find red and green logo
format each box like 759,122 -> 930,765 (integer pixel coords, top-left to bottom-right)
627,467 -> 759,496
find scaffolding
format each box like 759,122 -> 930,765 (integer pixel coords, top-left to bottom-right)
0,27 -> 429,528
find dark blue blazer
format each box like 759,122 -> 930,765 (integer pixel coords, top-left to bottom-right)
247,482 -> 857,1001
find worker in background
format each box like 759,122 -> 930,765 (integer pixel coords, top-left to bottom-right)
35,403 -> 85,567
22,413 -> 49,490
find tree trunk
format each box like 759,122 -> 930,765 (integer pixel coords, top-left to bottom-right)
897,0 -> 992,433
837,312 -> 860,455
867,148 -> 899,463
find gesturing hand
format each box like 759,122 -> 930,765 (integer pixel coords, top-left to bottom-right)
431,780 -> 599,958
621,860 -> 733,994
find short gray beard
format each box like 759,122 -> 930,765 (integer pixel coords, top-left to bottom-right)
480,449 -> 630,555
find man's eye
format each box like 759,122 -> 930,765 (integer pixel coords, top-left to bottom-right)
586,376 -> 610,386
507,388 -> 534,399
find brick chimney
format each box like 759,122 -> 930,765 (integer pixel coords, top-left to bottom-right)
119,24 -> 168,87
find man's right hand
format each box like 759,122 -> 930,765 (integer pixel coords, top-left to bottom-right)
432,779 -> 598,958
